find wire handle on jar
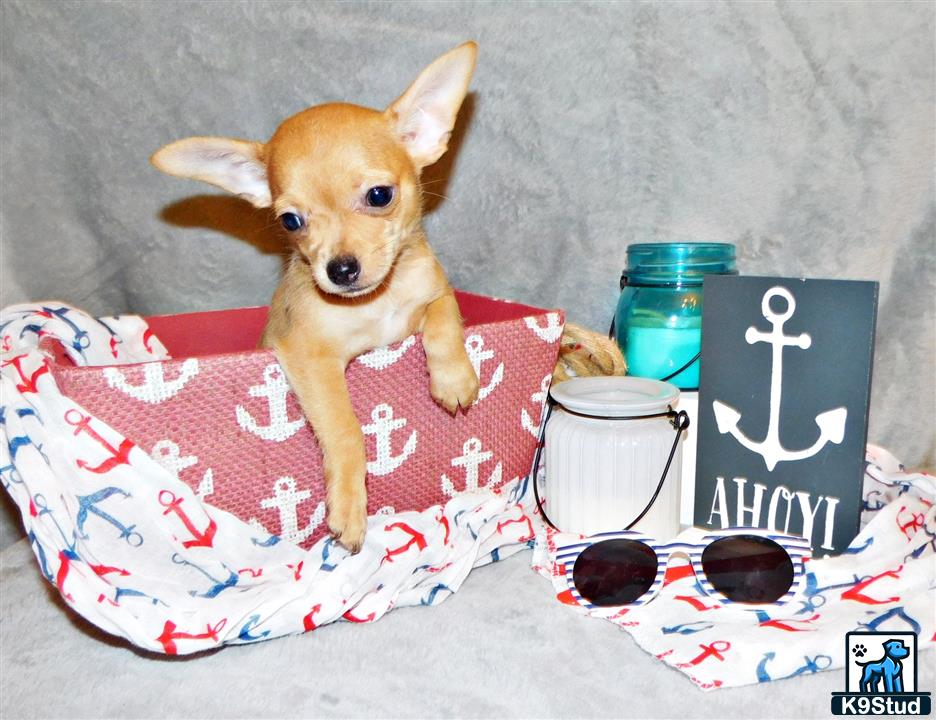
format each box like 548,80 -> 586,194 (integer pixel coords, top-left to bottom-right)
531,397 -> 690,532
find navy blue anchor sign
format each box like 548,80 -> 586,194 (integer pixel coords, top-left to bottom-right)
712,287 -> 847,471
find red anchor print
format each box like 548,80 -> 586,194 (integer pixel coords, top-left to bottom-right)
842,565 -> 903,605
303,604 -> 322,632
676,641 -> 731,668
343,609 -> 376,623
691,676 -> 724,690
65,409 -> 135,474
896,506 -> 925,540
90,564 -> 130,578
437,514 -> 451,545
1,335 -> 12,352
287,560 -> 304,581
109,337 -> 119,359
3,354 -> 49,394
674,594 -> 722,612
55,550 -> 75,602
496,514 -> 534,540
158,490 -> 217,548
157,618 -> 227,655
238,567 -> 263,579
759,613 -> 821,632
142,328 -> 156,354
97,594 -> 119,607
382,522 -> 427,563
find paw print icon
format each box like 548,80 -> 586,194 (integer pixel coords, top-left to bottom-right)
852,643 -> 867,658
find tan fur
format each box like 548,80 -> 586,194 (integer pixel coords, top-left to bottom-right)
151,43 -> 480,552
552,323 -> 627,385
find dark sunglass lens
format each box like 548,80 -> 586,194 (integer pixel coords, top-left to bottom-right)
701,535 -> 794,604
572,539 -> 658,606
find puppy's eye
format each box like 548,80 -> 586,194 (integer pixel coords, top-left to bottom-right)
280,212 -> 304,232
365,186 -> 394,208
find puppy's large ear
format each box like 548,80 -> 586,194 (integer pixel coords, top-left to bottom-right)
150,137 -> 271,208
386,42 -> 477,171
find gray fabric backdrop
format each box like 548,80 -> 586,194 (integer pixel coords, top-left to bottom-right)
1,1 -> 934,549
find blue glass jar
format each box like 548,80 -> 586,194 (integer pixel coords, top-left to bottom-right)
614,243 -> 737,390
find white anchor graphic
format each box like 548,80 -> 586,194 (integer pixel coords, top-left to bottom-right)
524,312 -> 564,343
521,373 -> 552,437
465,335 -> 504,403
357,336 -> 416,370
103,358 -> 199,404
441,438 -> 503,497
236,363 -> 306,442
254,476 -> 326,545
150,440 -> 214,498
362,404 -> 417,476
712,286 -> 847,472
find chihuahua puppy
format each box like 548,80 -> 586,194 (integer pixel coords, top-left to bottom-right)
151,43 -> 481,552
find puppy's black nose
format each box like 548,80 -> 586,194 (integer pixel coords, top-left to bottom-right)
326,255 -> 361,286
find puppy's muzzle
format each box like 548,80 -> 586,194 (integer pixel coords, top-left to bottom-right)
326,255 -> 361,287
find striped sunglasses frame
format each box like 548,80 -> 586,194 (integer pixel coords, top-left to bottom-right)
554,527 -> 812,609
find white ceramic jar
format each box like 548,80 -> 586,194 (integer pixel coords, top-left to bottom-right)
545,376 -> 684,538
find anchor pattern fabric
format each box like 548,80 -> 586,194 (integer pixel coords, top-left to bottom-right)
534,445 -> 935,690
0,302 -> 542,654
41,300 -> 562,548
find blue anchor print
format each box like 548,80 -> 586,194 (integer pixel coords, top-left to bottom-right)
32,494 -> 77,552
7,434 -> 49,467
93,316 -> 122,343
420,584 -> 452,606
863,491 -> 886,512
489,548 -> 500,563
904,538 -> 933,562
453,510 -> 479,540
858,606 -> 921,635
39,306 -> 91,357
0,463 -> 23,489
27,531 -> 54,582
783,655 -> 833,679
171,553 -> 240,598
796,571 -> 860,615
18,323 -> 44,341
320,537 -> 339,572
251,533 -> 281,548
662,621 -> 716,636
1,407 -> 42,425
758,652 -> 832,682
238,615 -> 271,642
76,487 -> 143,546
114,587 -> 167,607
796,593 -> 828,614
757,651 -> 776,683
509,474 -> 529,504
843,536 -> 874,554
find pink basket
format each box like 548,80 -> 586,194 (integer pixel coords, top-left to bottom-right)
48,291 -> 563,548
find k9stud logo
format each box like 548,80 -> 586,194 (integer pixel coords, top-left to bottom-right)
831,632 -> 931,715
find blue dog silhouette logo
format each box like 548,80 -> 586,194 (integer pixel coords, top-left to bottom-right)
854,638 -> 909,694
832,631 -> 931,715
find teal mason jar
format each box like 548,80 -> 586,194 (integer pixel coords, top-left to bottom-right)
614,243 -> 737,390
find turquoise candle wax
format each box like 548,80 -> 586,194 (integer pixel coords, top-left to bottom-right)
625,324 -> 703,389
614,243 -> 736,391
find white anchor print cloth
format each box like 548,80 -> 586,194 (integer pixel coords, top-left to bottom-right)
0,303 -> 536,655
533,445 -> 936,690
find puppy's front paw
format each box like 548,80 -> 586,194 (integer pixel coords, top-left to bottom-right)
429,358 -> 480,414
327,487 -> 368,554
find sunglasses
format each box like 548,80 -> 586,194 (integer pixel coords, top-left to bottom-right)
554,528 -> 811,608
